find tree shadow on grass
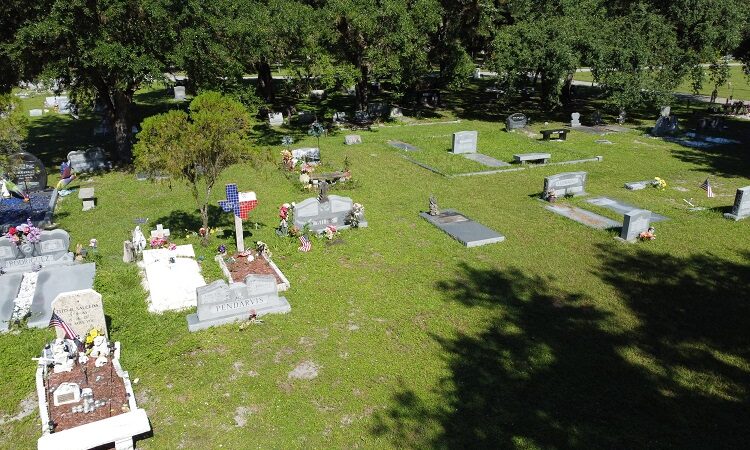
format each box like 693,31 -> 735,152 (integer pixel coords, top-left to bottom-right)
152,205 -> 233,236
372,256 -> 750,449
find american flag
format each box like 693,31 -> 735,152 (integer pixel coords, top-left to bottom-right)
49,312 -> 79,341
700,178 -> 714,198
298,235 -> 311,252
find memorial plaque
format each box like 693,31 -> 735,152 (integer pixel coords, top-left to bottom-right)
51,289 -> 108,338
7,152 -> 46,191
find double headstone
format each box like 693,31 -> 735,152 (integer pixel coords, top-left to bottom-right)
543,172 -> 587,198
724,186 -> 750,221
451,131 -> 478,154
506,113 -> 528,131
67,148 -> 112,173
292,195 -> 366,233
620,209 -> 652,242
292,147 -> 320,164
0,229 -> 74,273
187,274 -> 290,331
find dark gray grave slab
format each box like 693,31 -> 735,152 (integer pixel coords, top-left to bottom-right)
451,131 -> 478,154
574,126 -> 608,135
7,152 -> 47,192
292,195 -> 367,233
462,153 -> 511,168
544,172 -> 587,197
586,197 -> 668,222
625,180 -> 652,191
0,273 -> 24,332
26,263 -> 96,328
545,204 -> 620,230
724,186 -> 750,221
187,274 -> 290,331
620,209 -> 651,242
420,209 -> 505,247
387,140 -> 419,151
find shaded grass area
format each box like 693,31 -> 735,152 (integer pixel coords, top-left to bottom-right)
1,82 -> 749,449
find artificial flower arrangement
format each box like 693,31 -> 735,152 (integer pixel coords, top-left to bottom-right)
346,203 -> 365,227
324,225 -> 338,240
281,149 -> 294,171
652,177 -> 667,190
256,241 -> 272,259
639,227 -> 656,241
4,218 -> 42,246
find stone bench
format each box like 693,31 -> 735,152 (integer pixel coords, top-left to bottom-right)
540,129 -> 568,141
78,187 -> 96,211
513,152 -> 551,164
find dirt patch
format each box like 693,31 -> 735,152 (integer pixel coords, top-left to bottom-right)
288,361 -> 320,380
274,347 -> 295,363
225,251 -> 283,284
234,405 -> 260,427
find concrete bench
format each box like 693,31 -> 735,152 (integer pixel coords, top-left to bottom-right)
540,129 -> 568,141
513,152 -> 551,164
78,187 -> 96,211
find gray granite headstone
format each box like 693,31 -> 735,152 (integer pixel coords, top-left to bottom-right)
344,135 -> 362,145
187,274 -> 290,331
297,110 -> 315,124
451,131 -> 478,154
27,263 -> 96,329
620,209 -> 652,242
0,229 -> 74,273
420,209 -> 505,247
292,195 -> 367,233
0,273 -> 24,332
586,197 -> 668,222
7,152 -> 46,192
570,112 -> 581,127
51,289 -> 108,338
724,186 -> 750,221
506,113 -> 528,131
543,172 -> 587,197
67,148 -> 112,173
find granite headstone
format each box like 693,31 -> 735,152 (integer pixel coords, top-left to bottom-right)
173,86 -> 186,100
543,172 -> 588,198
0,229 -> 74,273
451,131 -> 478,154
67,148 -> 112,173
50,289 -> 108,338
26,263 -> 97,329
506,113 -> 528,131
724,186 -> 750,221
620,209 -> 652,242
7,152 -> 47,192
0,273 -> 24,332
292,195 -> 367,233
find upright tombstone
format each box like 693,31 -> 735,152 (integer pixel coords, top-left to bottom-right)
652,106 -> 679,136
451,131 -> 478,154
620,209 -> 652,242
50,289 -> 108,338
570,112 -> 581,127
291,147 -> 321,164
309,89 -> 325,99
293,195 -> 367,233
7,152 -> 47,192
724,186 -> 750,221
268,112 -> 284,126
332,112 -> 347,124
67,148 -> 112,173
505,113 -> 528,131
187,274 -> 291,331
344,135 -> 362,145
173,86 -> 186,100
297,110 -> 315,124
543,172 -> 588,198
390,107 -> 403,118
218,184 -> 258,253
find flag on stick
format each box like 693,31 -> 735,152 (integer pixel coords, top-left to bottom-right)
298,235 -> 311,252
49,312 -> 78,340
699,178 -> 714,198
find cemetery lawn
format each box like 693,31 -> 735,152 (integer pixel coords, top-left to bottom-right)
574,65 -> 750,100
1,90 -> 749,449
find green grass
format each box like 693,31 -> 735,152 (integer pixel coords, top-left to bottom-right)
1,86 -> 749,449
574,66 -> 750,100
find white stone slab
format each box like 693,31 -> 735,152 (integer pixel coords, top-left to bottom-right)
141,245 -> 204,312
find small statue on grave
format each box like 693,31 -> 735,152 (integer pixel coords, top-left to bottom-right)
318,180 -> 329,203
123,240 -> 135,263
429,195 -> 439,216
132,226 -> 147,254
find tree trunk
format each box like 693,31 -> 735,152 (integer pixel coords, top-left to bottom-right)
255,59 -> 274,102
561,72 -> 574,107
200,204 -> 209,245
355,64 -> 369,111
101,88 -> 134,163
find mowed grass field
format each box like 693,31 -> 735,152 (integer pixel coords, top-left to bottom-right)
1,87 -> 749,449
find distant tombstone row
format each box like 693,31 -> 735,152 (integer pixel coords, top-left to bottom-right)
505,113 -> 528,131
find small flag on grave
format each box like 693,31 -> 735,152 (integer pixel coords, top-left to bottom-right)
699,178 -> 714,198
298,235 -> 311,252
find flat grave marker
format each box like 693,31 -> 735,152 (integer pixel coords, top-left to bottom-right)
545,204 -> 620,230
586,197 -> 668,222
420,209 -> 505,247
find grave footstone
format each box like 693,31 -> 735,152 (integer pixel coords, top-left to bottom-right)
506,113 -> 528,131
50,289 -> 108,338
27,263 -> 96,329
0,273 -> 24,332
724,186 -> 750,221
292,195 -> 366,233
344,135 -> 362,145
620,209 -> 652,242
451,131 -> 478,154
7,152 -> 47,192
543,172 -> 587,198
570,112 -> 581,127
420,209 -> 505,247
67,148 -> 112,173
186,274 -> 291,331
